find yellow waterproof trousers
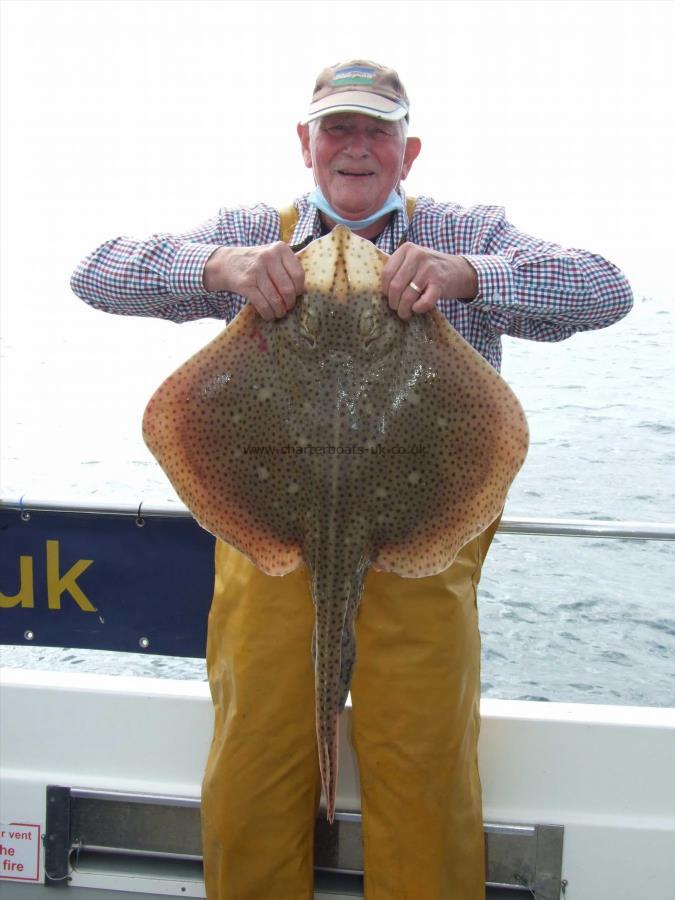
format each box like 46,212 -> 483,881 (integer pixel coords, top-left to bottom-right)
201,517 -> 499,900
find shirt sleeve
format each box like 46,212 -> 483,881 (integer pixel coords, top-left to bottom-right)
456,207 -> 633,342
70,205 -> 280,323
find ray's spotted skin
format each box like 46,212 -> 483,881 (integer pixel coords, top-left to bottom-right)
142,226 -> 529,822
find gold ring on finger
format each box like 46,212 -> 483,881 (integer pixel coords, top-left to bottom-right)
409,280 -> 423,294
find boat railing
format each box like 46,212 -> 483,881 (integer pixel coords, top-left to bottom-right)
1,496 -> 673,658
1,496 -> 674,541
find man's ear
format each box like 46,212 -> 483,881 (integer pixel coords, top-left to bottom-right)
297,123 -> 313,169
401,137 -> 422,180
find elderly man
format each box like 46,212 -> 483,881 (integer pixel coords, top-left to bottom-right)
72,60 -> 632,900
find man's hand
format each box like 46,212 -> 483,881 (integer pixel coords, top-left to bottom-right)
203,242 -> 305,320
381,243 -> 478,320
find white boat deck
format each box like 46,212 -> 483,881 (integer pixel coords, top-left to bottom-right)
2,667 -> 674,899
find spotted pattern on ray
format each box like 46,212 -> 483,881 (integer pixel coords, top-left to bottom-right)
142,225 -> 529,821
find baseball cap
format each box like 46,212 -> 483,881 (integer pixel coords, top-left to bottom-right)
302,60 -> 409,124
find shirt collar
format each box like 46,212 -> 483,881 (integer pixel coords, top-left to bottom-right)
289,187 -> 411,253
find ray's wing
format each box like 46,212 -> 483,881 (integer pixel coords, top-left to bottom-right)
142,229 -> 343,576
142,304 -> 304,575
370,308 -> 529,577
322,227 -> 528,579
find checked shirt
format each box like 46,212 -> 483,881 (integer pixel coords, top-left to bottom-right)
71,191 -> 632,372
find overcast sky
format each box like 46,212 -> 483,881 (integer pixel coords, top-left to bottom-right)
2,0 -> 674,298
1,0 -> 674,498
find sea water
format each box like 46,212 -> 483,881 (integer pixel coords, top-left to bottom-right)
1,298 -> 674,707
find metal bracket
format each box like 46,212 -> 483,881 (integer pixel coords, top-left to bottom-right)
44,785 -> 72,886
44,787 -> 565,898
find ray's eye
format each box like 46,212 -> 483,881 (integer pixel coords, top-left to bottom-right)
299,306 -> 320,346
359,308 -> 380,346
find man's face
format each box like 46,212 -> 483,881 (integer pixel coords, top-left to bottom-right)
297,113 -> 421,224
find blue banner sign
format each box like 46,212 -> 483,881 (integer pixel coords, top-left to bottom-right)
0,506 -> 215,657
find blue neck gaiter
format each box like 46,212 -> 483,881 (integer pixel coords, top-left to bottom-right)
307,187 -> 403,231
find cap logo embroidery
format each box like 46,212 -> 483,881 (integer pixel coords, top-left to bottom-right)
331,65 -> 377,87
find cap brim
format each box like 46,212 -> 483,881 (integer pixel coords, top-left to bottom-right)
301,89 -> 408,124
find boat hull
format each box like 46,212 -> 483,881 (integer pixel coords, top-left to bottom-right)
1,667 -> 674,898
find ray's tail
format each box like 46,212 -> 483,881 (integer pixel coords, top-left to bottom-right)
313,615 -> 359,820
313,612 -> 345,824
317,716 -> 339,824
306,529 -> 369,822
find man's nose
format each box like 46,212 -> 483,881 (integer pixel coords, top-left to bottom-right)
344,131 -> 370,155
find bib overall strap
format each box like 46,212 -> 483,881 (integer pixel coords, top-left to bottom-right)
279,205 -> 299,244
405,194 -> 416,222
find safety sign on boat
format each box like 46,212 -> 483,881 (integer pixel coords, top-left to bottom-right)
0,823 -> 41,882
